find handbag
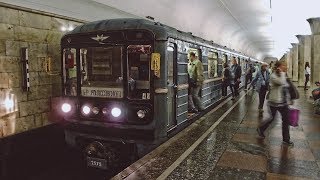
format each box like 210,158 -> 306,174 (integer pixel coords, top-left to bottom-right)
288,107 -> 300,127
287,79 -> 299,100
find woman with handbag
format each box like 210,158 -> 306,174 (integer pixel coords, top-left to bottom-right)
257,60 -> 294,146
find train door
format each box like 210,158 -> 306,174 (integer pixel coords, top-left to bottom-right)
167,43 -> 178,130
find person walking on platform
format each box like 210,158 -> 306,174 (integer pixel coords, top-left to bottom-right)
222,63 -> 235,99
231,57 -> 242,97
250,63 -> 270,113
304,62 -> 311,90
257,60 -> 294,146
188,52 -> 205,112
244,62 -> 254,90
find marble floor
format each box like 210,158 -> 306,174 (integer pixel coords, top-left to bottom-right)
112,88 -> 320,180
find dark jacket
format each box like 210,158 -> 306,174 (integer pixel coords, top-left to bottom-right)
231,64 -> 242,80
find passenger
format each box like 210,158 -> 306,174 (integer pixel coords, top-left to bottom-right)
188,52 -> 205,112
250,63 -> 270,113
269,61 -> 274,74
251,62 -> 260,89
222,63 -> 235,99
257,60 -> 294,146
304,62 -> 311,90
244,61 -> 254,90
230,57 -> 242,97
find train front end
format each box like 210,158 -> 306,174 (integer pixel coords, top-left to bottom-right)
51,24 -> 162,169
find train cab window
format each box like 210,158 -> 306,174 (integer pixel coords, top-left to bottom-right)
127,45 -> 151,100
208,52 -> 218,78
79,47 -> 124,98
63,48 -> 77,96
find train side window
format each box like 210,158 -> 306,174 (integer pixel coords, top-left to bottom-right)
127,45 -> 151,100
208,52 -> 218,78
63,48 -> 77,96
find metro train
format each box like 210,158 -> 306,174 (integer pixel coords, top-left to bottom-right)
50,18 -> 256,169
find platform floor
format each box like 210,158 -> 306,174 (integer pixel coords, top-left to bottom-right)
113,87 -> 320,180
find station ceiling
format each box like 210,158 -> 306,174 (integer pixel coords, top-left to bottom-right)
2,0 -> 319,60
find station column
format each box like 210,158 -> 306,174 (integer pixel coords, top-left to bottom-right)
307,18 -> 320,91
296,35 -> 312,87
291,43 -> 299,82
287,48 -> 293,79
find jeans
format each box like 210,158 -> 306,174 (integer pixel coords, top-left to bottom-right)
245,74 -> 252,89
222,81 -> 235,97
234,80 -> 240,96
258,85 -> 268,109
190,85 -> 204,110
305,74 -> 310,89
259,105 -> 290,142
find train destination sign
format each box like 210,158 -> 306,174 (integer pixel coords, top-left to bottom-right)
81,87 -> 123,98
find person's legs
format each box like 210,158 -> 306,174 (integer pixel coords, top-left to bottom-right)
234,81 -> 239,96
279,105 -> 290,143
192,85 -> 204,111
222,82 -> 227,96
259,106 -> 277,133
245,75 -> 249,89
258,86 -> 267,109
229,84 -> 235,98
305,74 -> 309,90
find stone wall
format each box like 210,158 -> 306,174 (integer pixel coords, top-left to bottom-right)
0,6 -> 83,137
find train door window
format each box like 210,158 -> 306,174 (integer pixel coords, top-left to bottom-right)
223,54 -> 228,65
167,46 -> 174,85
187,48 -> 200,78
208,52 -> 218,78
63,48 -> 77,96
79,47 -> 123,98
127,45 -> 151,99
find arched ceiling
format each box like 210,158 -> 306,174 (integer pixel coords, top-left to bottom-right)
4,0 -> 319,60
93,0 -> 273,60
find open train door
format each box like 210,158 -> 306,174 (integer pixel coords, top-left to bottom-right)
166,43 -> 178,131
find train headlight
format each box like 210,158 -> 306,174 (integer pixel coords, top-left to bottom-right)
137,110 -> 147,119
92,107 -> 99,115
82,105 -> 91,115
61,103 -> 71,113
111,107 -> 121,117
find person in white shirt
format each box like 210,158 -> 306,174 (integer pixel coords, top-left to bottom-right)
304,62 -> 311,90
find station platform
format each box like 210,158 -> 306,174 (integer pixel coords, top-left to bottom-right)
112,87 -> 320,180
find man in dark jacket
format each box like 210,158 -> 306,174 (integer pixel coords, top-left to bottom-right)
231,57 -> 242,97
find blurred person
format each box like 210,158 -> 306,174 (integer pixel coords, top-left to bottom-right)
188,52 -> 205,112
250,63 -> 270,113
304,62 -> 311,90
257,60 -> 294,146
222,63 -> 235,99
244,62 -> 255,90
230,57 -> 242,97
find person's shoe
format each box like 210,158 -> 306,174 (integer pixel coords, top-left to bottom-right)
256,128 -> 265,138
283,140 -> 294,146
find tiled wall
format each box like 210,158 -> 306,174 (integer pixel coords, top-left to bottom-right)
0,6 -> 83,137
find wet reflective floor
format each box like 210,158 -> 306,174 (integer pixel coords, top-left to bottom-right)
113,87 -> 320,180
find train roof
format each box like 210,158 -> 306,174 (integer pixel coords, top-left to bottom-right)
66,18 -> 250,59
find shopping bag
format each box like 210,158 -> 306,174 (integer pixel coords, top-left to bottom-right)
288,108 -> 300,127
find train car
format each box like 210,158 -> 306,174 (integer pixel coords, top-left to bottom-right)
50,18 -> 255,169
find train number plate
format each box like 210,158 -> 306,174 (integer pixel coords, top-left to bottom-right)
87,157 -> 108,169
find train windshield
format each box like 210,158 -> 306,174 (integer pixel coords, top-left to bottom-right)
127,45 -> 151,100
80,46 -> 124,98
